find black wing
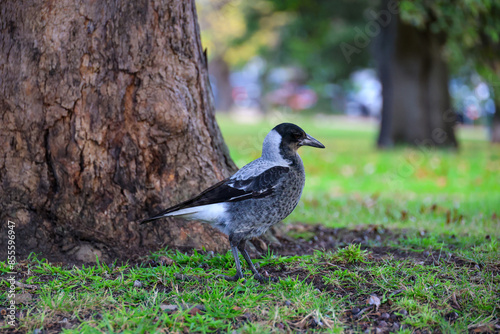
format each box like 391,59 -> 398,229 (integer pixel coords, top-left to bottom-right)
140,166 -> 290,224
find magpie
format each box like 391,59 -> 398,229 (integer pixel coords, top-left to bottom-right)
141,123 -> 325,282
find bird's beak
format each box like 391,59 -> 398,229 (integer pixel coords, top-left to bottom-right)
300,134 -> 325,148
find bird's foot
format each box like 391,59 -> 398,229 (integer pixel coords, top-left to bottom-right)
216,274 -> 246,283
253,273 -> 279,283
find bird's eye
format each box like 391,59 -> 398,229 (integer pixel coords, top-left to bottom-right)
293,132 -> 303,140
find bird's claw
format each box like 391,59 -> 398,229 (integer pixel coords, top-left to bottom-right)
216,274 -> 246,283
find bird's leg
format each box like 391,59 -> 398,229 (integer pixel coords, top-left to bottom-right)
238,241 -> 277,283
217,245 -> 245,282
237,241 -> 260,276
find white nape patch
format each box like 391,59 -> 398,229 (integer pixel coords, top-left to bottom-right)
261,129 -> 290,166
163,203 -> 227,224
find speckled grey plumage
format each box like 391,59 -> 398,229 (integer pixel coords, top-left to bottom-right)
140,123 -> 324,282
224,154 -> 304,243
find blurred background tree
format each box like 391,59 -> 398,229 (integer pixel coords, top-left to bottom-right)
376,0 -> 458,148
198,0 -> 500,145
398,0 -> 500,143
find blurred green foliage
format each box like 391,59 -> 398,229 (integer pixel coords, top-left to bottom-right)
400,0 -> 500,99
198,0 -> 291,66
234,0 -> 371,84
228,0 -> 500,97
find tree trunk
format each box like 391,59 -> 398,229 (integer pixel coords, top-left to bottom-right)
209,55 -> 234,112
491,95 -> 500,143
376,0 -> 397,148
0,0 -> 237,263
377,16 -> 458,148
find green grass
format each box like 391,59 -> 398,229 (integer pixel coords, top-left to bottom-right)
1,114 -> 499,333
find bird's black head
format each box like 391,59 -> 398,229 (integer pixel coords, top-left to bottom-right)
273,123 -> 325,151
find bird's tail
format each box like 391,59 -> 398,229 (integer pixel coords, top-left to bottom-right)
140,203 -> 225,225
140,207 -> 204,225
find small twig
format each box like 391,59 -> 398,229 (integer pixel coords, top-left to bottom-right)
425,283 -> 440,291
450,291 -> 461,309
317,262 -> 348,271
292,311 -> 314,329
353,307 -> 372,320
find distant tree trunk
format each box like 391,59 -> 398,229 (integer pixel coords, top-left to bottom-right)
491,95 -> 500,143
209,55 -> 234,112
377,15 -> 458,148
375,0 -> 397,148
0,0 -> 237,263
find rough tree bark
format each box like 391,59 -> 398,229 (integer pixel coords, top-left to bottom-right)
0,0 -> 237,263
377,14 -> 458,148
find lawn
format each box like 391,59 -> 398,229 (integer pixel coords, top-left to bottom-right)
1,114 -> 499,333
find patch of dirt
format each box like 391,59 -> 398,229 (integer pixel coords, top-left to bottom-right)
274,223 -> 400,256
265,223 -> 473,269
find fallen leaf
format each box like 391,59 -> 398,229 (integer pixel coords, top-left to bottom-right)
451,291 -> 460,309
160,304 -> 178,312
15,292 -> 32,304
472,326 -> 493,333
367,295 -> 381,310
189,307 -> 203,316
158,256 -> 174,266
232,306 -> 242,311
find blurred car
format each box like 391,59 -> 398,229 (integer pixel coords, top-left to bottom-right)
267,82 -> 317,111
344,69 -> 382,118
